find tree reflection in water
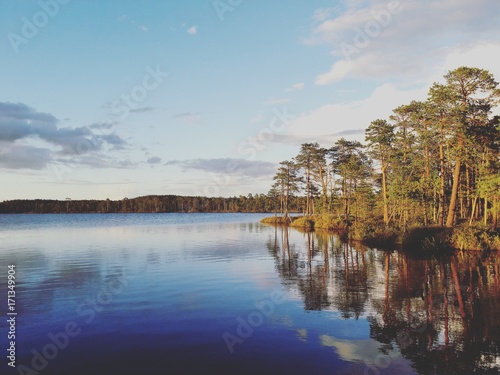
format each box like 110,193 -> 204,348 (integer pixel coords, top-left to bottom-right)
266,226 -> 500,374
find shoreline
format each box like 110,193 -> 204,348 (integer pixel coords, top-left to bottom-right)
261,215 -> 500,252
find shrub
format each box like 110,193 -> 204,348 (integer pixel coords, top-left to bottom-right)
314,214 -> 345,230
260,216 -> 293,225
402,226 -> 452,254
351,217 -> 399,248
451,226 -> 500,251
290,216 -> 314,230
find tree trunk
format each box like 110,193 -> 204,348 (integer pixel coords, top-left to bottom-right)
465,162 -> 471,216
382,165 -> 389,225
446,144 -> 462,227
439,126 -> 446,226
343,173 -> 348,223
422,193 -> 428,226
306,167 -> 310,216
494,197 -> 498,227
469,196 -> 478,226
484,197 -> 488,226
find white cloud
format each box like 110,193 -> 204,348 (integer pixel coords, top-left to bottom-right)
173,112 -> 202,125
187,26 -> 197,35
277,83 -> 428,146
312,7 -> 338,22
319,335 -> 415,372
440,42 -> 500,85
286,82 -> 305,92
139,25 -> 148,32
307,0 -> 500,85
285,39 -> 500,147
0,102 -> 130,171
315,59 -> 356,85
165,158 -> 276,178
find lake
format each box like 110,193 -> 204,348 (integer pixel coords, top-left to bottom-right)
0,213 -> 499,375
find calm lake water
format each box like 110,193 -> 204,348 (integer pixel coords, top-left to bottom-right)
0,213 -> 499,375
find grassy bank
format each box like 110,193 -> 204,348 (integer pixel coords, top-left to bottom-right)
260,216 -> 297,225
261,214 -> 346,231
261,215 -> 500,252
353,222 -> 500,252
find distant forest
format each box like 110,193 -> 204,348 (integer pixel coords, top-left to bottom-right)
0,194 -> 305,214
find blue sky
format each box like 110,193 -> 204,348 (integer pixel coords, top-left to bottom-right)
1,0 -> 499,200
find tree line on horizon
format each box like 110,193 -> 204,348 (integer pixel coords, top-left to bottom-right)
270,67 -> 500,228
0,194 -> 306,214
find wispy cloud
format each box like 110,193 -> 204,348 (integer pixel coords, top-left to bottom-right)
147,156 -> 162,164
331,128 -> 365,137
272,83 -> 428,146
173,112 -> 202,125
307,0 -> 500,85
312,7 -> 338,23
130,106 -> 155,114
0,143 -> 52,170
54,155 -> 136,169
118,13 -> 148,33
165,158 -> 276,178
88,120 -> 117,130
286,82 -> 305,92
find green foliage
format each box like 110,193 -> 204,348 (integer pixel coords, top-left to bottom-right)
272,160 -> 302,218
313,213 -> 344,230
0,195 -> 307,214
295,143 -> 328,215
451,226 -> 500,251
262,66 -> 500,253
401,226 -> 453,253
260,216 -> 293,225
290,216 -> 315,230
350,217 -> 400,248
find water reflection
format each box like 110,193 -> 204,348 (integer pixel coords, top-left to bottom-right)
267,226 -> 500,374
1,214 -> 499,375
